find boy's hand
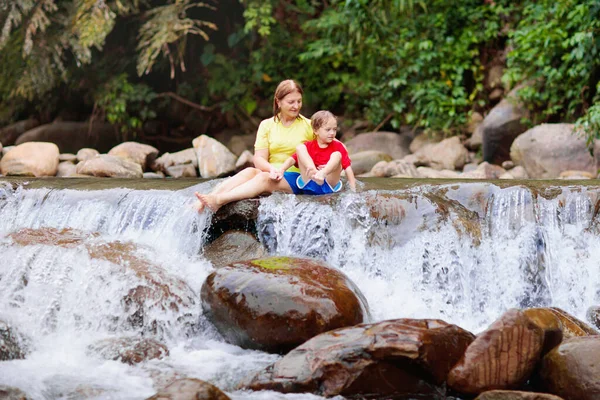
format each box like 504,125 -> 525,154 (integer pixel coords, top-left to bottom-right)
313,170 -> 325,185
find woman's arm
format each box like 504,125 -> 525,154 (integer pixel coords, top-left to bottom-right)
344,166 -> 357,192
253,149 -> 273,172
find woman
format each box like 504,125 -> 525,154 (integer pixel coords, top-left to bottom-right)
196,79 -> 314,212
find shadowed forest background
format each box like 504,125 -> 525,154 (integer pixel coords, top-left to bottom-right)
1,0 -> 599,154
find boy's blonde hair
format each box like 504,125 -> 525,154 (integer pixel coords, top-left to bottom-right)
310,110 -> 336,133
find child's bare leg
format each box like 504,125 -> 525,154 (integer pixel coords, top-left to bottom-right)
314,152 -> 342,186
197,172 -> 292,212
296,144 -> 317,183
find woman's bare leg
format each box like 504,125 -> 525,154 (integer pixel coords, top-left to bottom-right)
313,152 -> 342,186
197,172 -> 293,212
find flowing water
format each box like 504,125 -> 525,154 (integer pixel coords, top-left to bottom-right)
1,180 -> 599,399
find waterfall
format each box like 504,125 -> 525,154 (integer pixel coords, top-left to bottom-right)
1,180 -> 599,399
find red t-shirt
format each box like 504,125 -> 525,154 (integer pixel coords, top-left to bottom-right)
292,139 -> 351,169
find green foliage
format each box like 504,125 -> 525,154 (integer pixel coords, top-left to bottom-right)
94,74 -> 156,138
505,0 -> 600,124
136,0 -> 216,77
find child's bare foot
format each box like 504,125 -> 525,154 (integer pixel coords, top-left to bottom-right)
313,170 -> 325,185
196,193 -> 220,213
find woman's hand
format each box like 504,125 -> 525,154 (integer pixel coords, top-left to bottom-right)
269,166 -> 284,181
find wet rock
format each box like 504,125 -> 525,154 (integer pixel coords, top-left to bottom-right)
88,337 -> 168,365
586,305 -> 600,330
521,308 -> 564,355
0,320 -> 27,361
245,318 -> 474,399
0,142 -> 60,177
76,154 -> 143,178
193,135 -> 237,178
539,336 -> 600,400
207,198 -> 260,240
201,256 -> 368,353
0,385 -> 32,400
203,231 -> 266,268
76,148 -> 100,162
108,142 -> 159,171
558,170 -> 594,179
372,159 -> 420,178
448,309 -> 545,395
475,390 -> 564,400
546,307 -> 597,337
345,131 -> 412,160
147,378 -> 230,400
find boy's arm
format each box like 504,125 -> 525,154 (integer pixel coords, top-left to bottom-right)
277,156 -> 296,175
344,166 -> 357,192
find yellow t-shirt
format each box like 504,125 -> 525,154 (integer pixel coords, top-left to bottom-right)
254,115 -> 313,173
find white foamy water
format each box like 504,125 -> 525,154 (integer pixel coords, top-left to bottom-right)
1,181 -> 600,399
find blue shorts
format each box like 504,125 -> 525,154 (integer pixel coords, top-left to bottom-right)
283,172 -> 342,195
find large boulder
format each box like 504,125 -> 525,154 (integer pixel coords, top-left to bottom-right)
201,256 -> 369,353
151,148 -> 197,173
0,142 -> 60,177
475,391 -> 564,400
350,150 -> 393,175
448,309 -> 545,395
76,154 -> 143,178
539,336 -> 600,400
193,135 -> 237,178
15,121 -> 120,153
0,119 -> 40,146
421,136 -> 469,171
344,131 -> 412,160
245,318 -> 474,399
108,142 -> 159,171
524,307 -> 597,342
510,124 -> 598,178
147,378 -> 230,400
482,89 -> 529,164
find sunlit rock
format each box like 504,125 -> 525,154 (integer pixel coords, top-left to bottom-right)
147,378 -> 230,400
245,318 -> 474,399
108,141 -> 159,171
425,136 -> 469,171
59,153 -> 77,162
461,162 -> 507,179
409,130 -> 444,154
539,336 -> 600,400
76,148 -> 99,162
448,309 -> 545,395
203,230 -> 266,268
0,320 -> 27,361
164,164 -> 197,178
201,256 -> 369,353
350,150 -> 393,175
234,150 -> 254,172
193,135 -> 237,178
416,166 -> 460,178
151,148 -> 197,173
524,307 -> 596,347
0,142 -> 59,177
56,161 -> 78,177
475,390 -> 565,400
76,154 -> 143,178
87,337 -> 168,365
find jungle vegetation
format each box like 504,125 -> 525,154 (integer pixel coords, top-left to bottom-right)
0,0 -> 598,148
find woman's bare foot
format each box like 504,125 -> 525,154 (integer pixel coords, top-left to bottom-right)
196,193 -> 220,213
194,192 -> 206,213
312,170 -> 325,185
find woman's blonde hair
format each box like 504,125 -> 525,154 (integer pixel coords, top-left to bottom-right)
310,110 -> 336,134
273,79 -> 303,121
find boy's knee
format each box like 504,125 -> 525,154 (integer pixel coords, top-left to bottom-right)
331,151 -> 342,161
296,144 -> 307,152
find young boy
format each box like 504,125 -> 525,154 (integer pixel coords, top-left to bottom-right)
278,110 -> 356,194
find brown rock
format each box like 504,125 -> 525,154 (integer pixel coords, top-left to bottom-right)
245,318 -> 474,398
164,164 -> 197,178
448,309 -> 545,395
234,150 -> 254,171
586,305 -> 600,330
203,231 -> 266,268
539,336 -> 600,400
409,131 -> 444,154
0,385 -> 32,400
461,162 -> 507,179
0,119 -> 40,146
201,256 -> 368,353
56,161 -> 78,177
108,142 -> 159,171
147,378 -> 230,400
350,150 -> 393,175
193,135 -> 237,178
151,148 -> 197,173
475,390 -> 564,400
59,153 -> 77,162
0,142 -> 60,177
88,337 -> 168,365
345,131 -> 412,160
76,154 -> 143,178
545,307 -> 597,337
